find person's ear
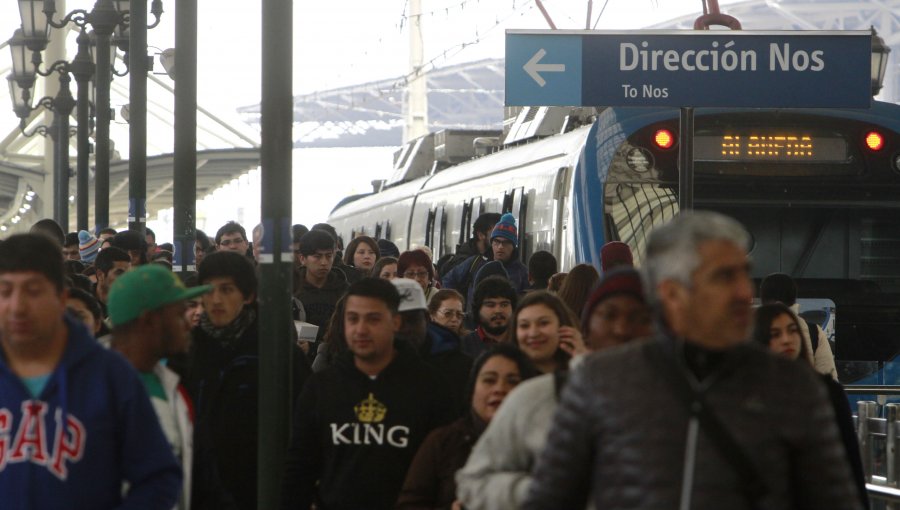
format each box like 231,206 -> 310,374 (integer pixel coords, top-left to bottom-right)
392,313 -> 402,333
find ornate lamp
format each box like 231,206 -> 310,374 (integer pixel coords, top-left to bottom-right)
871,28 -> 891,96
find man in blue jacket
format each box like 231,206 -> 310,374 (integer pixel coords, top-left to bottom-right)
0,233 -> 181,509
442,213 -> 529,301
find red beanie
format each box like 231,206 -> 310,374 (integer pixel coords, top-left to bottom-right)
580,268 -> 645,333
600,241 -> 633,272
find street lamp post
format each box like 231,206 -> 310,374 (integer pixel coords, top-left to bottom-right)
122,0 -> 164,235
8,27 -> 76,228
70,31 -> 95,232
7,69 -> 74,228
37,0 -> 128,234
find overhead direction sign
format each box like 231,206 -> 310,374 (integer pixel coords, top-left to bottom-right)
506,30 -> 872,108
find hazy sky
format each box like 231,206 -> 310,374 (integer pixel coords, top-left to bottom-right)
2,1 -> 742,238
2,0 -> 737,112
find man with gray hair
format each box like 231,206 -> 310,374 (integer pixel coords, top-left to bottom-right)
523,211 -> 863,510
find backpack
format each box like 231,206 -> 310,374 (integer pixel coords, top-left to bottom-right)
456,255 -> 487,303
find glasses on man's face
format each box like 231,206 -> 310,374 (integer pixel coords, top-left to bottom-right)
492,239 -> 513,247
438,309 -> 465,320
403,271 -> 429,279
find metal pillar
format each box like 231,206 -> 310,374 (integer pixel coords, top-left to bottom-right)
404,0 -> 428,142
72,30 -> 94,231
52,73 -> 75,229
128,0 -> 148,235
94,29 -> 112,233
173,0 -> 197,274
258,0 -> 294,506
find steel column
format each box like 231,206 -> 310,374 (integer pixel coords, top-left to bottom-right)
94,30 -> 112,233
53,74 -> 75,229
258,0 -> 294,507
173,0 -> 197,273
128,0 -> 148,235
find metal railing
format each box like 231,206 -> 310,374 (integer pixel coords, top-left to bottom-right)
855,400 -> 900,507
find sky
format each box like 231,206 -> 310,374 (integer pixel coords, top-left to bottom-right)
1,0 -> 737,111
1,0 -> 744,239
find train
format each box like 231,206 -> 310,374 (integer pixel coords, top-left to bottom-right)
328,102 -> 900,381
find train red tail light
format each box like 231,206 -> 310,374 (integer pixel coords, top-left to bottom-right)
865,131 -> 885,151
653,129 -> 675,149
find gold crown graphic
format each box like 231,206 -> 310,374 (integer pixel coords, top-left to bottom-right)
354,393 -> 387,423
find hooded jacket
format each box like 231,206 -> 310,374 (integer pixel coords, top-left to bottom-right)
281,340 -> 455,510
0,315 -> 182,510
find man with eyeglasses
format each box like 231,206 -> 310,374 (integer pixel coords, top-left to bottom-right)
443,213 -> 530,300
215,221 -> 251,257
293,230 -> 350,360
461,276 -> 518,358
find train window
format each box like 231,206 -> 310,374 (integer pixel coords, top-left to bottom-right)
425,209 -> 436,248
374,222 -> 383,240
518,191 -> 530,262
385,221 -> 392,241
460,201 -> 472,242
502,191 -> 513,214
439,207 -> 448,258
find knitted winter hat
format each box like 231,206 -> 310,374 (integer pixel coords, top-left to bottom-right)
78,230 -> 100,264
580,267 -> 645,333
490,213 -> 518,247
600,241 -> 633,272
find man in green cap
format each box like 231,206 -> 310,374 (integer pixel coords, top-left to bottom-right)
107,264 -> 212,510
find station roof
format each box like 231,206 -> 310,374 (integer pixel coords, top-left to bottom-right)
0,35 -> 260,233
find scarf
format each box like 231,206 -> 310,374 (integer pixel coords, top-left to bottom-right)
199,306 -> 256,349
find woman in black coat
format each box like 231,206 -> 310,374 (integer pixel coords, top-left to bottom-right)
396,344 -> 538,510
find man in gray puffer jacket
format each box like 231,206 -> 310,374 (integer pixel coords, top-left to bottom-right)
523,211 -> 863,510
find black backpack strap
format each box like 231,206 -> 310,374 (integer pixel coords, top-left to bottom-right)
644,342 -> 768,508
805,321 -> 819,352
458,256 -> 485,297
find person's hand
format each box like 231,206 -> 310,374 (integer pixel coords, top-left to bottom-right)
558,326 -> 588,357
451,500 -> 463,510
296,340 -> 310,355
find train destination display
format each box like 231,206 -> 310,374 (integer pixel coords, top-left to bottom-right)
506,30 -> 872,108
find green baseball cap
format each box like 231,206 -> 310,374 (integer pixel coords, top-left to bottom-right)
107,264 -> 212,327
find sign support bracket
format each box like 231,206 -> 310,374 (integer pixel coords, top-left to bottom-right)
678,106 -> 694,211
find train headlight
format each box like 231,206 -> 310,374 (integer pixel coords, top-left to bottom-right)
654,129 -> 675,150
865,131 -> 885,151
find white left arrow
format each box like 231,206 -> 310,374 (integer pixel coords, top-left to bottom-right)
524,48 -> 566,87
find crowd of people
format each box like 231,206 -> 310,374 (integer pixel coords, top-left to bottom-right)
0,210 -> 865,509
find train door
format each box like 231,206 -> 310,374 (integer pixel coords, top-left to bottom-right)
510,187 -> 529,261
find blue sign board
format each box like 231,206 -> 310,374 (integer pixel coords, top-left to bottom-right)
506,30 -> 872,108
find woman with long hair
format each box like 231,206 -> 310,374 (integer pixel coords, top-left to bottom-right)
343,235 -> 380,276
507,291 -> 586,374
397,344 -> 539,509
372,256 -> 398,280
753,303 -> 868,509
556,264 -> 599,317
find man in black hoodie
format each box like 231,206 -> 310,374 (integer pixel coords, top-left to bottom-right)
281,278 -> 455,510
293,230 -> 349,360
186,251 -> 310,510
